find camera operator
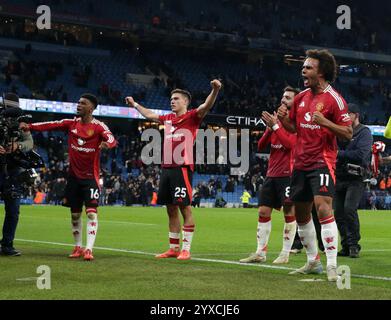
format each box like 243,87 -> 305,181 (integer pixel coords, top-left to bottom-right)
335,103 -> 373,258
0,93 -> 34,256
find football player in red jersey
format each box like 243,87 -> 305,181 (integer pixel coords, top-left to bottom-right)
21,94 -> 117,261
126,79 -> 222,260
278,49 -> 353,281
240,86 -> 298,265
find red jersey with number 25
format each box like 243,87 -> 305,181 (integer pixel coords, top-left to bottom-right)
29,118 -> 117,183
159,109 -> 203,171
289,84 -> 352,172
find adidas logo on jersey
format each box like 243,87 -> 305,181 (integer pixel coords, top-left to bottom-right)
319,186 -> 329,193
299,101 -> 305,107
71,129 -> 78,134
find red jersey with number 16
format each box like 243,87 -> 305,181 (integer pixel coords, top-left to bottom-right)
289,84 -> 352,172
29,118 -> 117,183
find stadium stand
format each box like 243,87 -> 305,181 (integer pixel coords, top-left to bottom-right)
0,0 -> 390,208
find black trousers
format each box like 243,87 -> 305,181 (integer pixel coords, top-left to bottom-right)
334,178 -> 365,250
0,170 -> 22,249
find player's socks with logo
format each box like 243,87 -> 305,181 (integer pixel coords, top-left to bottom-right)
282,216 -> 297,255
181,225 -> 195,252
319,215 -> 338,267
177,225 -> 195,260
255,216 -> 271,257
86,209 -> 98,253
178,225 -> 194,260
297,218 -> 319,262
71,214 -> 83,247
169,232 -> 180,251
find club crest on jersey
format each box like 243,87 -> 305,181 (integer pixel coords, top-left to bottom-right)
87,129 -> 94,136
77,138 -> 86,146
316,103 -> 324,112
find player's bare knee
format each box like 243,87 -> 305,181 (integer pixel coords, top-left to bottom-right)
258,207 -> 271,218
86,208 -> 98,220
87,213 -> 98,221
283,205 -> 294,216
167,205 -> 179,217
315,202 -> 332,217
179,205 -> 191,215
71,210 -> 82,220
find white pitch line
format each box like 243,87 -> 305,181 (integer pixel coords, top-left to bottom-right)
21,215 -> 157,226
16,277 -> 38,282
14,239 -> 391,282
99,220 -> 158,226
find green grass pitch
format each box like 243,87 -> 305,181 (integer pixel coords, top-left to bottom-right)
0,205 -> 390,300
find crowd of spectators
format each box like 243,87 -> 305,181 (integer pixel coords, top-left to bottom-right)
3,42 -> 389,125
1,0 -> 391,54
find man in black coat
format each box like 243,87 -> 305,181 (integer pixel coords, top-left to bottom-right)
335,103 -> 373,258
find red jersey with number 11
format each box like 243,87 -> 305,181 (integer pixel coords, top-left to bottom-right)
289,85 -> 352,172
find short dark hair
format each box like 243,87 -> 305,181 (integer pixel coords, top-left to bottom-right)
81,93 -> 98,109
305,49 -> 338,83
171,89 -> 192,105
283,86 -> 300,96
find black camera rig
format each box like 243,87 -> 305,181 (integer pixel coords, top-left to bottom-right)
0,93 -> 44,185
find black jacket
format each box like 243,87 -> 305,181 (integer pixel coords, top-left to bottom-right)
336,123 -> 373,177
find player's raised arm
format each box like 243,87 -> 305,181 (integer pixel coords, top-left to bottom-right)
23,119 -> 73,132
196,79 -> 222,119
125,96 -> 160,122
